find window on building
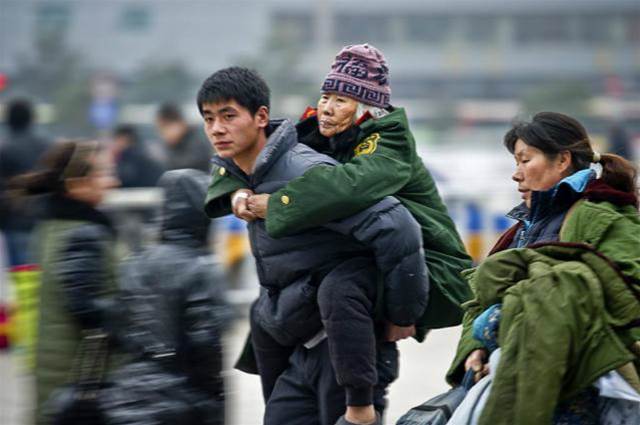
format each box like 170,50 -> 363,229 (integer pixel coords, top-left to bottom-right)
576,15 -> 615,44
272,12 -> 313,45
334,14 -> 392,45
627,14 -> 640,42
36,2 -> 71,33
405,15 -> 452,44
513,15 -> 572,45
119,5 -> 151,32
462,16 -> 498,44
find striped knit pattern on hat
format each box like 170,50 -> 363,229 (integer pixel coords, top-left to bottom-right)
321,43 -> 391,108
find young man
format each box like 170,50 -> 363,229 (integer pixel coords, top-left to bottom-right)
200,67 -> 428,425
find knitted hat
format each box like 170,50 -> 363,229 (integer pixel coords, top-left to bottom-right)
321,44 -> 391,108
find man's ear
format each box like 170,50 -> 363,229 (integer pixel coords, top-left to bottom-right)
255,106 -> 269,129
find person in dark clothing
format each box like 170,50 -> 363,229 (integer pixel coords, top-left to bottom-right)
9,140 -> 120,424
156,103 -> 213,172
112,124 -> 164,188
0,98 -> 50,265
100,169 -> 229,425
608,124 -> 635,162
201,67 -> 428,425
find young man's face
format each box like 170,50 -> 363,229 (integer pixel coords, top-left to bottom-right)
201,99 -> 268,159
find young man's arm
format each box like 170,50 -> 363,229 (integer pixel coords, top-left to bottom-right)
266,125 -> 415,238
324,196 -> 429,326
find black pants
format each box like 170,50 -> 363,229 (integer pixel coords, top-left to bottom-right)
264,339 -> 398,425
252,257 -> 390,408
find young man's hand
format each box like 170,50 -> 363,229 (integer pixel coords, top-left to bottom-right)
465,348 -> 489,382
385,322 -> 416,342
247,194 -> 270,219
231,189 -> 256,222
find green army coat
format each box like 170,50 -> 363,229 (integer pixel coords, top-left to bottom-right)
204,108 -> 473,339
447,199 -> 640,424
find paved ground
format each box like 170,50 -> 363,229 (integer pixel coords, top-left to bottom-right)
2,319 -> 461,424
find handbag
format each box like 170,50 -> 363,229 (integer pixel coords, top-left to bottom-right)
396,369 -> 475,425
44,328 -> 110,425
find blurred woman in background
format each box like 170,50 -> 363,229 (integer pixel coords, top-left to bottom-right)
12,140 -> 120,424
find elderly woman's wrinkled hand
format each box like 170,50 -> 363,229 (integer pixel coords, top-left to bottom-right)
232,189 -> 256,222
247,194 -> 270,219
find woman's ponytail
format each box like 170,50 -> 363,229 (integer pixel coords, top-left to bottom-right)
598,153 -> 638,195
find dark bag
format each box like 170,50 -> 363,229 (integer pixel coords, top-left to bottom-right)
396,370 -> 475,425
44,329 -> 110,425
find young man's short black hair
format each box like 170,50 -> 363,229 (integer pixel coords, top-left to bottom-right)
156,103 -> 184,123
197,66 -> 270,116
7,98 -> 34,132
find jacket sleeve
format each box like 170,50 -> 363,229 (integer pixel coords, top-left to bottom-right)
203,165 -> 247,218
266,125 -> 414,238
54,224 -> 114,330
324,196 -> 428,326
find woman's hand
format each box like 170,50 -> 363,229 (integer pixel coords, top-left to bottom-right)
231,189 -> 256,222
247,194 -> 270,219
465,349 -> 489,382
385,322 -> 416,342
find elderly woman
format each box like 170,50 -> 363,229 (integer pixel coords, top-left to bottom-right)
221,44 -> 472,424
446,112 -> 640,424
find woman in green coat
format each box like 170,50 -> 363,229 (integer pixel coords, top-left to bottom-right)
12,140 -> 120,423
447,112 -> 639,424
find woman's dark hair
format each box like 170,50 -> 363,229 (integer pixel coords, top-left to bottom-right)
504,111 -> 637,194
11,140 -> 100,196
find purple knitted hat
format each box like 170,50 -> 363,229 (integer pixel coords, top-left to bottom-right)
321,43 -> 391,108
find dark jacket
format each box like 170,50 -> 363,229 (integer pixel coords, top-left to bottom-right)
0,130 -> 50,230
116,143 -> 164,188
166,127 -> 213,173
34,195 -> 118,424
205,120 -> 428,342
102,170 -> 228,425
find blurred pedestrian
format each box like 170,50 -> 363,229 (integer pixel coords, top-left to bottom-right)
0,98 -> 50,265
112,124 -> 164,188
100,169 -> 229,425
155,103 -> 212,172
608,124 -> 635,162
10,140 -> 120,424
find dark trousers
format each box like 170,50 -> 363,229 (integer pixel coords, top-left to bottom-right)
252,257 -> 393,411
264,340 -> 398,425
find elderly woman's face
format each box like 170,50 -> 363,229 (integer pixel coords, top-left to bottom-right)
317,93 -> 358,137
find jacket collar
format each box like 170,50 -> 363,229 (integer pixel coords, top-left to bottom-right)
584,179 -> 639,208
209,119 -> 297,186
46,194 -> 115,235
529,169 -> 595,223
